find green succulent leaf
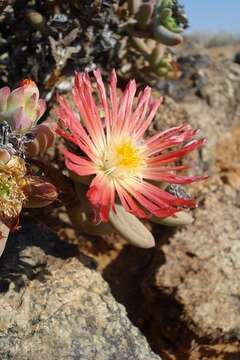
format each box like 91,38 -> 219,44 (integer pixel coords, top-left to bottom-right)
153,24 -> 183,45
159,8 -> 173,22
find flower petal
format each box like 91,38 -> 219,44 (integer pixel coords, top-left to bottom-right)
73,73 -> 106,148
148,138 -> 206,165
61,147 -> 96,177
87,174 -> 115,221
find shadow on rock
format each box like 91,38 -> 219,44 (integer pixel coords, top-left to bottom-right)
103,226 -> 185,358
0,217 -> 96,293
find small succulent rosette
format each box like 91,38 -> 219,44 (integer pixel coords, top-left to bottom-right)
0,79 -> 46,133
0,79 -> 56,159
128,0 -> 188,46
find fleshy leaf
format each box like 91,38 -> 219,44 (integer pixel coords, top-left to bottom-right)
150,210 -> 194,226
108,204 -> 155,248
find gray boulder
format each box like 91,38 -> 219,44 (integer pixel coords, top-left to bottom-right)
0,224 -> 160,360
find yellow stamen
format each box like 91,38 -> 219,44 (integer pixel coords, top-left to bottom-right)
99,139 -> 146,179
114,140 -> 143,169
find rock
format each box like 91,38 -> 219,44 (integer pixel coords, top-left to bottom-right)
234,52 -> 240,65
178,54 -> 212,69
215,127 -> 240,190
141,49 -> 240,347
144,183 -> 240,341
153,59 -> 240,177
0,223 -> 160,360
149,95 -> 188,134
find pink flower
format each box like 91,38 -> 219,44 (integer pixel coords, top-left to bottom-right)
0,79 -> 46,132
56,70 -> 206,222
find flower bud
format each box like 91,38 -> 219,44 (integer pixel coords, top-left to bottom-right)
0,79 -> 46,133
23,176 -> 58,208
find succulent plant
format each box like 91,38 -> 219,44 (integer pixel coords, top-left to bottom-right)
0,1 -> 120,89
0,81 -> 57,256
153,0 -> 188,45
68,181 -> 156,248
57,70 -> 205,248
0,149 -> 57,255
127,0 -> 188,46
68,176 -> 194,247
0,1 -> 198,255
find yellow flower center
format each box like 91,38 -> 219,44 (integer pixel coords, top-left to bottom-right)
114,141 -> 143,169
100,139 -> 146,178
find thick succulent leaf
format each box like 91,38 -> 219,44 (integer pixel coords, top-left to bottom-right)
109,204 -> 155,248
128,0 -> 142,15
150,210 -> 193,226
136,3 -> 154,30
153,24 -> 183,45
